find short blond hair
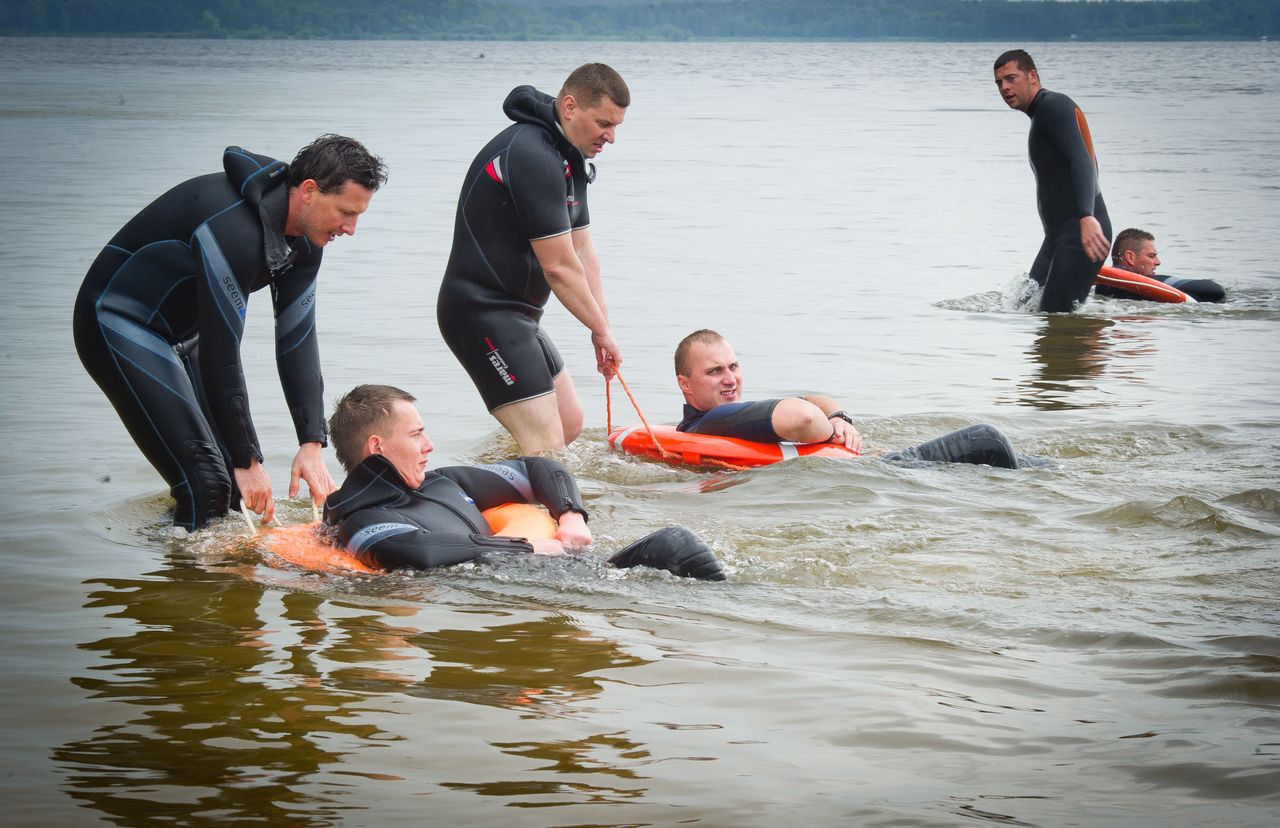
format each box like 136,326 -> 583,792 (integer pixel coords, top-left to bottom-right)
674,329 -> 725,376
329,384 -> 416,473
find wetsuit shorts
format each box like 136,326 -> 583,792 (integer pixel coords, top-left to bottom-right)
677,400 -> 783,443
436,300 -> 565,413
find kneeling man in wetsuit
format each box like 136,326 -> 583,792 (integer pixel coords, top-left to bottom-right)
674,330 -> 1020,469
995,49 -> 1112,313
324,384 -> 723,579
1096,228 -> 1225,303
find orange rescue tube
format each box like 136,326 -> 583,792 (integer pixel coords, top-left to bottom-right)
607,423 -> 858,469
481,503 -> 558,540
1095,265 -> 1193,303
262,522 -> 379,574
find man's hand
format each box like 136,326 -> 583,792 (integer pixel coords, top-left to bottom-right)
289,442 -> 335,508
234,460 -> 275,526
591,331 -> 622,379
1079,215 -> 1110,262
530,538 -> 567,556
555,510 -> 592,550
829,418 -> 863,453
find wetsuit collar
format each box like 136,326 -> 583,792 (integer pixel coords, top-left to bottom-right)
324,454 -> 418,524
678,403 -> 708,432
1025,88 -> 1049,118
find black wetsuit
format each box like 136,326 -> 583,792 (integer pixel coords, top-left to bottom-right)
437,85 -> 592,412
1095,269 -> 1226,303
679,401 -> 784,443
1025,88 -> 1113,313
679,400 -> 1019,469
324,454 -> 586,570
325,454 -> 724,580
73,148 -> 326,530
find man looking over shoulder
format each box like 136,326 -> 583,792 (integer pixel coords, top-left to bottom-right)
1097,228 -> 1225,303
674,330 -> 1019,469
74,135 -> 387,530
438,63 -> 629,454
995,49 -> 1112,313
325,385 -> 723,579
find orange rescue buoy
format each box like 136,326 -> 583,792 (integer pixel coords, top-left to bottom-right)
607,424 -> 858,469
1095,265 -> 1193,303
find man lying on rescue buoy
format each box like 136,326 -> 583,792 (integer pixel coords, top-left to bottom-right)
674,330 -> 1020,468
324,384 -> 724,579
1094,228 -> 1225,303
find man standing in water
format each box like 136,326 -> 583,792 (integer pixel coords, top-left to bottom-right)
74,135 -> 387,530
437,63 -> 629,454
995,49 -> 1112,313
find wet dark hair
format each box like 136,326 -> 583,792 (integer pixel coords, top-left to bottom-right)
559,63 -> 631,109
1112,228 -> 1155,263
329,384 -> 416,473
994,49 -> 1037,74
674,329 -> 725,376
288,134 -> 388,194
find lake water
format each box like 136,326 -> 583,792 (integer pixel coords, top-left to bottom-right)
1,37 -> 1278,826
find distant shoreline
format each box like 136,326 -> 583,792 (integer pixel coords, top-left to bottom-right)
0,33 -> 1270,43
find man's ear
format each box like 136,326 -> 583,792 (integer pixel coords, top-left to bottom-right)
1121,249 -> 1138,267
676,374 -> 692,397
365,433 -> 383,457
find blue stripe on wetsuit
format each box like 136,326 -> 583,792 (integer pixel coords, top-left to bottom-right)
349,522 -> 420,554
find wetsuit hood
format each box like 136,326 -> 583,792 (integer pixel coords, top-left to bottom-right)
222,146 -> 294,273
502,85 -> 592,179
324,454 -> 416,525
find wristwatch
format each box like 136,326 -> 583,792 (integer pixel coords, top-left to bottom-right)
828,410 -> 854,425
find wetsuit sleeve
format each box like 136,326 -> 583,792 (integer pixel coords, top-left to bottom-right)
506,129 -> 573,241
684,400 -> 784,443
1043,95 -> 1101,219
337,506 -> 534,571
192,220 -> 263,468
437,458 -> 587,521
271,252 -> 328,446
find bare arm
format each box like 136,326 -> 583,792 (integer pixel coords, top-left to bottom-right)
772,394 -> 864,451
531,231 -> 621,376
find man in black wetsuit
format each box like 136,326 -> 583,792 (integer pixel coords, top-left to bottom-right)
673,330 -> 1020,469
74,135 -> 387,530
438,63 -> 629,454
1097,228 -> 1225,303
324,385 -> 724,579
995,49 -> 1112,313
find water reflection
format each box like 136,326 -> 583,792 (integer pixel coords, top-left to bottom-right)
1001,315 -> 1156,410
52,552 -> 655,824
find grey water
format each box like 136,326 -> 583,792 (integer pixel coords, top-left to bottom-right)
1,37 -> 1278,826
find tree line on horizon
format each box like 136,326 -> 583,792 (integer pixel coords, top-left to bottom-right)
2,0 -> 1273,40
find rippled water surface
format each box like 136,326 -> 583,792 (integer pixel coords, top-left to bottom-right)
1,38 -> 1278,826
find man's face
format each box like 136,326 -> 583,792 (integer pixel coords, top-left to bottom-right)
561,94 -> 626,158
677,339 -> 742,412
994,62 -> 1040,112
1122,240 -> 1162,277
288,179 -> 374,248
373,400 -> 434,488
